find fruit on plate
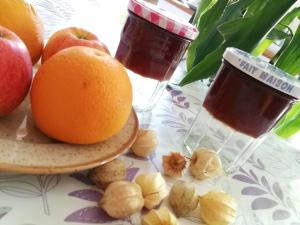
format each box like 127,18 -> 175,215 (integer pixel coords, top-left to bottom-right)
41,27 -> 110,63
0,26 -> 32,116
0,0 -> 44,65
30,46 -> 132,144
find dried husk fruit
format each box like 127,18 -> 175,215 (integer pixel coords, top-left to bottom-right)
142,206 -> 178,225
199,191 -> 237,225
135,173 -> 168,210
131,129 -> 158,157
169,180 -> 198,216
89,159 -> 126,189
163,152 -> 187,177
99,181 -> 144,218
189,148 -> 224,180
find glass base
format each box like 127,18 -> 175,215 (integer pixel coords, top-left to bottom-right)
127,70 -> 168,112
183,107 -> 267,173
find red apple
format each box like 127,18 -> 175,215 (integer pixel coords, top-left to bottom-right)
0,26 -> 32,116
41,27 -> 110,63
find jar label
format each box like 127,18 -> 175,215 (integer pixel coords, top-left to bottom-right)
259,71 -> 294,93
230,57 -> 299,98
223,47 -> 300,99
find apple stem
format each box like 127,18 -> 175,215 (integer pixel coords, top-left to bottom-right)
77,35 -> 87,40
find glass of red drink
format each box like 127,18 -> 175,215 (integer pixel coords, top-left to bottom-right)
184,48 -> 300,173
115,0 -> 198,112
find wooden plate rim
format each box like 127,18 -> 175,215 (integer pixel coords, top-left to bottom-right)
0,111 -> 139,174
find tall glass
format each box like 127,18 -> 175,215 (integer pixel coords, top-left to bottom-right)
115,0 -> 198,112
184,48 -> 300,173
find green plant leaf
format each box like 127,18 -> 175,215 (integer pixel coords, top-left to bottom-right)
181,46 -> 226,85
271,25 -> 300,139
191,0 -> 229,66
253,7 -> 300,59
252,39 -> 273,57
181,0 -> 296,86
192,0 -> 218,25
218,0 -> 293,50
251,8 -> 299,59
270,32 -> 293,64
268,7 -> 300,139
187,0 -> 254,71
278,7 -> 300,27
275,25 -> 300,75
267,27 -> 291,40
244,0 -> 268,16
274,102 -> 300,131
274,102 -> 300,138
187,0 -> 228,71
252,24 -> 293,58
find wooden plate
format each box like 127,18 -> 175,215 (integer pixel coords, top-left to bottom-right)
0,101 -> 138,174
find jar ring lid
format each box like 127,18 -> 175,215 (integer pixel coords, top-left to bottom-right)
128,0 -> 198,40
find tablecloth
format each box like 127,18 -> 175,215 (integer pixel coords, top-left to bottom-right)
1,1 -> 300,225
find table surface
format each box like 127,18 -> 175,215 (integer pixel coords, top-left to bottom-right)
1,1 -> 300,225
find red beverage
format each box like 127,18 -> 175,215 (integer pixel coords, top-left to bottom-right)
116,11 -> 190,81
115,0 -> 198,112
203,49 -> 298,138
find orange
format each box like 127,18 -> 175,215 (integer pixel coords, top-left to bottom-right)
0,0 -> 44,65
30,46 -> 133,144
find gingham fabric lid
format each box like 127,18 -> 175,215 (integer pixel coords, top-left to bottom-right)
223,48 -> 300,99
128,0 -> 199,40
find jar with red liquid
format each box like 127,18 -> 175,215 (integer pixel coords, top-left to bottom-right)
184,48 -> 300,173
115,0 -> 198,112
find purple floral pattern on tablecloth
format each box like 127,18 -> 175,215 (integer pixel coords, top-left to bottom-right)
233,166 -> 300,222
65,190 -> 117,224
166,85 -> 190,110
66,166 -> 140,224
126,167 -> 140,182
69,189 -> 101,202
65,206 -> 116,224
158,107 -> 193,134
